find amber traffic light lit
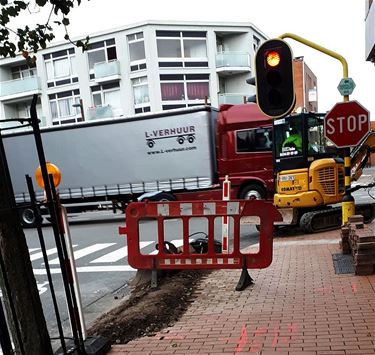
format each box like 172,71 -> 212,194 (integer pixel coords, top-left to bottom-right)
266,51 -> 281,67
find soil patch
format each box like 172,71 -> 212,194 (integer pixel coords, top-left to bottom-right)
87,270 -> 210,345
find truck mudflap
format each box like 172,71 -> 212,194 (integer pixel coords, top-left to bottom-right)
299,203 -> 375,233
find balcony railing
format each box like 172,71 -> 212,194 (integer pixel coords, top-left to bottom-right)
216,52 -> 250,69
0,76 -> 41,98
88,105 -> 114,120
94,60 -> 121,81
218,93 -> 248,105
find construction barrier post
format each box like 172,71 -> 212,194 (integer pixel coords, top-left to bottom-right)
221,175 -> 231,254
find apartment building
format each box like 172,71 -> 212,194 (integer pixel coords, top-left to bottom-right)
366,0 -> 375,62
0,20 -> 268,130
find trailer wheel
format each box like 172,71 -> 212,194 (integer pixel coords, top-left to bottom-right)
148,192 -> 176,202
239,184 -> 266,200
188,135 -> 195,143
19,208 -> 37,228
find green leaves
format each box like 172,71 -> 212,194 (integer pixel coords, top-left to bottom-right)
76,35 -> 90,52
36,0 -> 48,6
0,0 -> 87,60
62,17 -> 70,26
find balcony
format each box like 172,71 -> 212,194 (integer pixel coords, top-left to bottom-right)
218,93 -> 248,105
0,76 -> 41,101
88,105 -> 114,120
216,52 -> 250,76
366,2 -> 375,61
94,60 -> 121,83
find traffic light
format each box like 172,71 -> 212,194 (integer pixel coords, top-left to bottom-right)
255,38 -> 295,118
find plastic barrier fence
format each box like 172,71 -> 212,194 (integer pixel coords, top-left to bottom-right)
119,199 -> 282,270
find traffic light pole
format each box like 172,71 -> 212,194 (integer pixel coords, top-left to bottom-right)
278,33 -> 354,224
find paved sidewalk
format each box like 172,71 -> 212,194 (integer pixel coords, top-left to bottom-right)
108,229 -> 375,354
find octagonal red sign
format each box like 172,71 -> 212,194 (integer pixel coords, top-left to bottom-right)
324,100 -> 370,148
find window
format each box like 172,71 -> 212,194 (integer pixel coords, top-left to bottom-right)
44,48 -> 77,88
87,39 -> 117,79
160,74 -> 209,110
236,127 -> 272,153
127,32 -> 146,72
253,36 -> 261,52
156,30 -> 208,68
132,76 -> 150,114
274,116 -> 304,158
91,82 -> 122,116
132,76 -> 150,113
11,64 -> 36,80
48,89 -> 82,125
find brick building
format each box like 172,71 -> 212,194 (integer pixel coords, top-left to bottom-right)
293,56 -> 318,112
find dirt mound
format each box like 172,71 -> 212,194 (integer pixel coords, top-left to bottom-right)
87,270 -> 210,345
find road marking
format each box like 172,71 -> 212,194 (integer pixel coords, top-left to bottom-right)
149,239 -> 193,255
49,243 -> 116,265
37,281 -> 49,295
33,265 -> 136,275
29,248 -> 40,253
90,241 -> 153,263
30,247 -> 58,261
30,245 -> 79,263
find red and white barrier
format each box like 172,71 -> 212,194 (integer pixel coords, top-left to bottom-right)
222,175 -> 231,254
119,199 -> 282,271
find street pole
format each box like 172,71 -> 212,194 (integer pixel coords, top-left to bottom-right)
342,148 -> 355,223
278,32 -> 355,224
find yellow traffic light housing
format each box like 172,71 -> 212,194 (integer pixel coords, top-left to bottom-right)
255,38 -> 295,118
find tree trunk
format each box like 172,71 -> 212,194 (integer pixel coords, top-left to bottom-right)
0,136 -> 52,354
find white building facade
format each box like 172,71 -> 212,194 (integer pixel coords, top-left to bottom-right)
366,0 -> 375,62
0,20 -> 267,129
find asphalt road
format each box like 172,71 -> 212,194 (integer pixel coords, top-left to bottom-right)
24,210 -> 260,342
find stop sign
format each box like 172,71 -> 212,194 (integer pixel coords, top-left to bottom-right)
324,101 -> 370,148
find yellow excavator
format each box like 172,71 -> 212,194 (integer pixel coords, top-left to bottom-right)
272,111 -> 375,232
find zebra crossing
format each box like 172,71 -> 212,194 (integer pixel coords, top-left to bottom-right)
29,239 -> 188,275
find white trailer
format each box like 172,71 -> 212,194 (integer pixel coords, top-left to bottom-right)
3,106 -> 217,225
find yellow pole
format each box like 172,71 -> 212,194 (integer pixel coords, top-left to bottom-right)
278,33 -> 354,224
279,33 -> 349,102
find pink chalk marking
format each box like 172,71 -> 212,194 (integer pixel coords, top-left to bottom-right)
235,324 -> 248,353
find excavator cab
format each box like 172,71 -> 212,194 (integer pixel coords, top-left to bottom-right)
272,113 -> 347,232
273,113 -> 340,173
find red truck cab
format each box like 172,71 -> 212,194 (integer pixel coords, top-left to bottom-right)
216,103 -> 274,200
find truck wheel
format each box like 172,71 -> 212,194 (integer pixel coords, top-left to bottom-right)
148,192 -> 176,202
188,135 -> 195,143
19,208 -> 37,228
239,184 -> 266,200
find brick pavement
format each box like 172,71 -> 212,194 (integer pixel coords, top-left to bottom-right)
108,229 -> 375,354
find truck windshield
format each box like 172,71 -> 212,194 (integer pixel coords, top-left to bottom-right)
274,116 -> 303,159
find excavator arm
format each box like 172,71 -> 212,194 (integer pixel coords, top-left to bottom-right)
351,129 -> 375,181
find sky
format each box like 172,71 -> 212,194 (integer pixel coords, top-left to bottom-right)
10,0 -> 375,117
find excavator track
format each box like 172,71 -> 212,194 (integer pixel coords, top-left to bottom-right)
299,203 -> 375,233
